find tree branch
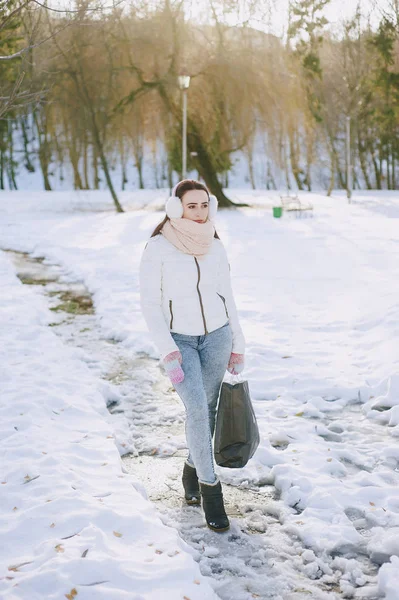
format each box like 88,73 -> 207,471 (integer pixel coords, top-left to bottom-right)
0,71 -> 25,118
30,0 -> 126,13
0,1 -> 32,33
0,19 -> 73,61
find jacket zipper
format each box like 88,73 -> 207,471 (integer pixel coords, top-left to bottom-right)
169,300 -> 174,329
217,293 -> 229,319
194,257 -> 208,335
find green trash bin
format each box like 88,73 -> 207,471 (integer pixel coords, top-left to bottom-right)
273,206 -> 283,218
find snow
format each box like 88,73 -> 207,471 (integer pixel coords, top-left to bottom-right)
378,556 -> 399,600
0,252 -> 218,599
1,188 -> 399,598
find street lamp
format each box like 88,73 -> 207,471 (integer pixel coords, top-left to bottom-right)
178,74 -> 191,179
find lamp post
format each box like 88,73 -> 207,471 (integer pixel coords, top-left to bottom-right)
178,74 -> 191,179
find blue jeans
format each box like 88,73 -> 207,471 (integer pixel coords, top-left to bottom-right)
171,322 -> 233,484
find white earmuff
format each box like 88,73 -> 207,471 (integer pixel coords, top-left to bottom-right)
208,194 -> 218,220
165,183 -> 183,219
165,196 -> 184,219
165,183 -> 218,220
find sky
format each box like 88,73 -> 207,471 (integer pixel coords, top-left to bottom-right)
184,0 -> 390,37
48,0 -> 391,37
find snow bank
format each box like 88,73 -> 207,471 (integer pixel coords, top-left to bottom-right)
0,251 -> 217,599
361,374 -> 399,430
378,556 -> 399,600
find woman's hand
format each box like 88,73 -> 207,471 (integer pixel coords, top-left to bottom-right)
227,353 -> 245,375
163,351 -> 184,384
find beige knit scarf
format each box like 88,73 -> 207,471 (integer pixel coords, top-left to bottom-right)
162,218 -> 215,257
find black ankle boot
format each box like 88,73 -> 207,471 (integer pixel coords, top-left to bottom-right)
182,463 -> 200,505
200,480 -> 230,532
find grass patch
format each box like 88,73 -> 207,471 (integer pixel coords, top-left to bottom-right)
50,301 -> 92,315
18,276 -> 56,286
49,292 -> 93,315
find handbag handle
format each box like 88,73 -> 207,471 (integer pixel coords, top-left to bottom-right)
224,372 -> 244,384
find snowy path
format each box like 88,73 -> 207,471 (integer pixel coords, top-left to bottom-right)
7,250 -> 383,600
1,250 -> 221,600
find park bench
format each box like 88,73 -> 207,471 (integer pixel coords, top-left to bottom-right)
280,194 -> 314,218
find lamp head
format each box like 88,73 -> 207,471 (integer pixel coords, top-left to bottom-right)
178,75 -> 191,90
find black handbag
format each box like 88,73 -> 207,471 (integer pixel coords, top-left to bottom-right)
214,379 -> 260,468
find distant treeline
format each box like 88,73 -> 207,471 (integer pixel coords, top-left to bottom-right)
1,0 -> 399,208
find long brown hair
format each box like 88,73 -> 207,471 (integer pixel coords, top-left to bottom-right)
150,179 -> 220,239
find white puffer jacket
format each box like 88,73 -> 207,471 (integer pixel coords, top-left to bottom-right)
139,233 -> 245,360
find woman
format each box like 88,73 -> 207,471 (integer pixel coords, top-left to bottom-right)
139,179 -> 245,532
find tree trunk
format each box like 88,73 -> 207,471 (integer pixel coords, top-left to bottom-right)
157,83 -> 240,207
326,147 -> 335,197
246,146 -> 256,190
93,145 -> 99,189
97,138 -> 123,211
120,137 -> 128,190
187,123 -> 235,207
83,134 -> 90,189
167,157 -> 173,189
68,137 -> 84,190
266,161 -> 277,190
371,150 -> 381,189
326,128 -> 345,189
122,162 -> 127,191
152,143 -> 160,189
358,132 -> 372,189
288,129 -> 304,191
33,111 -> 52,191
386,146 -> 391,190
283,138 -> 291,191
0,143 -> 4,190
131,130 -> 144,188
304,127 -> 314,191
88,108 -> 123,211
137,155 -> 144,188
53,127 -> 65,187
72,70 -> 123,211
353,169 -> 360,189
8,121 -> 18,190
20,114 -> 35,173
304,161 -> 312,191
